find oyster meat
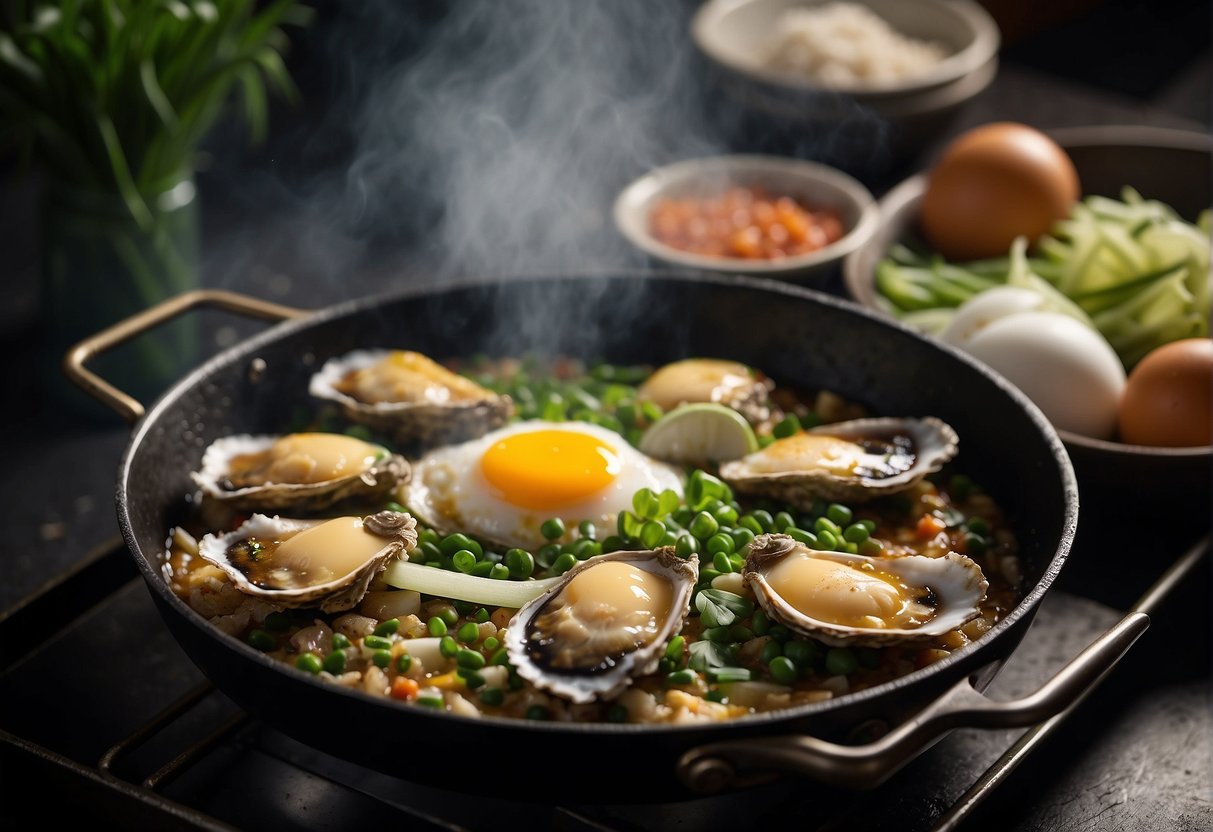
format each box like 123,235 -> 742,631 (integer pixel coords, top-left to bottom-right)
505,547 -> 697,703
197,510 -> 418,613
191,432 -> 409,512
743,533 -> 987,647
719,416 -> 958,505
637,358 -> 772,424
309,349 -> 513,447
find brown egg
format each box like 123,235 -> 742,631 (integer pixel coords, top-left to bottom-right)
920,122 -> 1081,261
1117,338 -> 1213,447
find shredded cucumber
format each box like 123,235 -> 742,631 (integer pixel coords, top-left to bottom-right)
875,187 -> 1211,368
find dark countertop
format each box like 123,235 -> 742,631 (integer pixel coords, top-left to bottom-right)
1,2 -> 1210,828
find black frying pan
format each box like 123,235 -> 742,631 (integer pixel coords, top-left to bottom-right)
66,273 -> 1144,800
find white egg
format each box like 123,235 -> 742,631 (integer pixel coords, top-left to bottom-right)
963,311 -> 1126,438
403,420 -> 684,549
940,286 -> 1048,349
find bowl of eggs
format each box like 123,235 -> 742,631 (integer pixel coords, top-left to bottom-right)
613,153 -> 880,280
690,0 -> 1001,175
842,122 -> 1212,513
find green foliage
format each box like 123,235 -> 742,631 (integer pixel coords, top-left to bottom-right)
0,0 -> 311,222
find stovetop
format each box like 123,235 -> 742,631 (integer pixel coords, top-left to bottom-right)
1,531 -> 1207,831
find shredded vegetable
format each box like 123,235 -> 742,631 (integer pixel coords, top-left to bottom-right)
877,188 -> 1211,367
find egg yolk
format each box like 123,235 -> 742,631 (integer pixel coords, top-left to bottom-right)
480,429 -> 621,509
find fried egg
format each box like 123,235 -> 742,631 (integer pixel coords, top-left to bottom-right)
403,420 -> 684,549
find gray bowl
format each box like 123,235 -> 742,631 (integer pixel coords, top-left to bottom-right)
614,153 -> 880,281
843,124 -> 1213,514
691,0 -> 1001,174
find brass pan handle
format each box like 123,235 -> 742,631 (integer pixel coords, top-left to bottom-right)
63,289 -> 309,423
677,611 -> 1150,794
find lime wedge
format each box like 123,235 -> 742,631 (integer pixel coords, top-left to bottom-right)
638,403 -> 759,464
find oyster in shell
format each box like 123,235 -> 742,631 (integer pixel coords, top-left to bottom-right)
743,533 -> 987,647
191,433 -> 409,512
197,510 -> 418,613
637,358 -> 772,425
309,349 -> 512,447
719,416 -> 958,506
505,547 -> 697,703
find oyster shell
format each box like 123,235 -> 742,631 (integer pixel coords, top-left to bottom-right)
719,416 -> 959,506
309,349 -> 512,447
191,433 -> 409,512
505,547 -> 697,703
637,358 -> 772,425
743,533 -> 987,647
197,510 -> 418,613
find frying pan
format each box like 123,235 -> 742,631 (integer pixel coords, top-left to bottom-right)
65,273 -> 1145,800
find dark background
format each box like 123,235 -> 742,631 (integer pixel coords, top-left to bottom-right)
0,1 -> 1209,829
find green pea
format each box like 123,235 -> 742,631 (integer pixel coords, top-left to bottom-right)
458,668 -> 486,689
474,607 -> 491,623
713,504 -> 739,526
574,539 -> 601,560
263,611 -> 291,632
439,636 -> 460,658
783,640 -> 818,666
525,705 -> 550,720
540,518 -> 566,540
675,533 -> 699,559
323,650 -> 347,674
689,511 -> 719,539
437,607 -> 459,626
843,523 -> 870,544
699,567 -> 723,585
483,636 -> 500,652
814,516 -> 841,536
440,533 -> 481,558
452,549 -> 477,573
616,402 -> 638,427
419,541 -> 443,562
707,550 -> 731,574
772,414 -> 801,438
730,527 -> 757,549
706,533 -> 735,555
751,609 -> 770,636
578,520 -> 597,540
536,543 -> 562,568
705,689 -> 728,703
456,649 -> 486,670
637,520 -> 663,549
816,529 -> 839,550
769,656 -> 798,684
552,552 -> 577,575
490,647 -> 510,666
396,653 -> 412,673
372,649 -> 392,668
364,635 -> 392,651
665,635 -> 686,662
480,687 -> 505,707
827,504 -> 853,527
666,669 -> 697,685
658,530 -> 679,549
787,528 -> 818,547
750,510 -> 775,532
859,539 -> 884,557
825,647 -> 859,676
471,560 -> 496,577
331,633 -> 350,650
728,553 -> 744,572
601,535 -> 626,553
858,519 -> 877,534
772,511 -> 795,532
704,626 -> 734,644
417,527 -> 440,546
759,640 -> 782,664
247,629 -> 275,652
769,624 -> 791,642
729,625 -> 754,642
427,617 -> 448,637
506,548 -> 535,578
457,622 -> 479,643
295,653 -> 323,674
489,563 -> 511,580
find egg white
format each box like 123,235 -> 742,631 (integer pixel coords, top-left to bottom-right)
403,420 -> 684,550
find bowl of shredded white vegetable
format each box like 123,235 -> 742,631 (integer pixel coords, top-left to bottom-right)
691,0 -> 1000,171
843,124 -> 1212,514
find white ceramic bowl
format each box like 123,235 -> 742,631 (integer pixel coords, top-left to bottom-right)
691,0 -> 1001,169
613,154 -> 879,280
